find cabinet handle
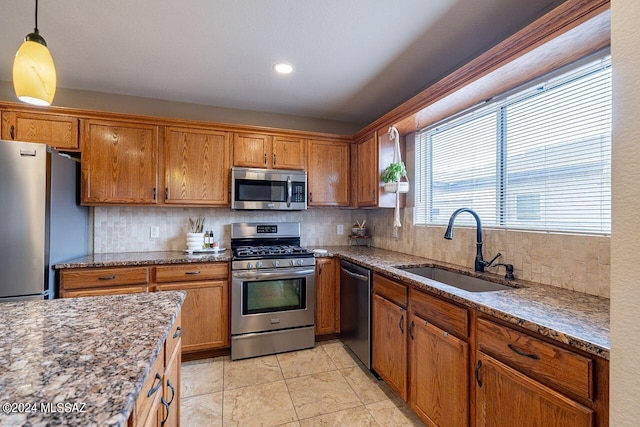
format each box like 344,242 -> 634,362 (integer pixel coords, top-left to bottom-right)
264,152 -> 267,165
10,125 -> 15,140
185,271 -> 201,275
273,153 -> 277,165
165,188 -> 168,200
147,373 -> 162,397
309,192 -> 313,202
160,397 -> 170,425
507,343 -> 540,360
475,360 -> 483,387
318,264 -> 322,276
98,275 -> 116,281
173,326 -> 182,339
399,314 -> 404,334
167,379 -> 176,405
409,320 -> 414,340
153,187 -> 157,201
372,189 -> 375,201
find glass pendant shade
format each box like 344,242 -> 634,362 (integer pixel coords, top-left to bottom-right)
13,36 -> 57,106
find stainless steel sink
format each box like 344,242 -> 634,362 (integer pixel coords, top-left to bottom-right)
395,266 -> 516,292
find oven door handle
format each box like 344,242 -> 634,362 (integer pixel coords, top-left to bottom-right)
233,268 -> 315,280
286,176 -> 292,208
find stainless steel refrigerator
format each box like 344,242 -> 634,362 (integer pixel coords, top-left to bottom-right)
0,140 -> 89,301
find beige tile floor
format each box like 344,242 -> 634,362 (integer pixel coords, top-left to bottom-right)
180,340 -> 426,427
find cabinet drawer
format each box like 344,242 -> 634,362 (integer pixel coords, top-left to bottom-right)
135,348 -> 165,426
60,267 -> 149,290
409,288 -> 468,338
165,311 -> 182,363
155,263 -> 228,283
373,273 -> 407,307
477,318 -> 594,401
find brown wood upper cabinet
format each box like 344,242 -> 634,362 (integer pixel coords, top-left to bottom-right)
307,139 -> 349,207
1,110 -> 79,150
81,119 -> 159,205
164,127 -> 231,205
356,133 -> 378,207
233,132 -> 306,170
352,131 -> 405,208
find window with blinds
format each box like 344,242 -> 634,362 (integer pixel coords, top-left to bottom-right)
415,54 -> 611,234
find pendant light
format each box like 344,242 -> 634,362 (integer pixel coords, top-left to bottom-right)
13,0 -> 56,106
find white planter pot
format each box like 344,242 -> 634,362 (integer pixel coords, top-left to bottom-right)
384,182 -> 410,193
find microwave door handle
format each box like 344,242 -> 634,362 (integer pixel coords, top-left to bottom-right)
287,176 -> 292,207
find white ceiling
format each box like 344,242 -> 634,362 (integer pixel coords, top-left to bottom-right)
0,0 -> 565,127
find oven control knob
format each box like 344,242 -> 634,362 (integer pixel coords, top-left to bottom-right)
256,261 -> 263,268
247,262 -> 253,269
297,259 -> 303,266
273,260 -> 280,267
289,260 -> 295,266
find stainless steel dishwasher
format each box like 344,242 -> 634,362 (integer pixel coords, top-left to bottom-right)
340,260 -> 372,369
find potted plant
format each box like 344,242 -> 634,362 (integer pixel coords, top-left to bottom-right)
381,161 -> 409,193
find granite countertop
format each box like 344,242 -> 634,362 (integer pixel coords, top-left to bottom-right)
54,247 -> 610,360
315,246 -> 610,360
0,291 -> 185,426
54,250 -> 232,269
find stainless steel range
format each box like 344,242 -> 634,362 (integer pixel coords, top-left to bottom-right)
230,222 -> 315,360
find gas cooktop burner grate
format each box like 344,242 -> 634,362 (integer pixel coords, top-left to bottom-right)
234,245 -> 312,258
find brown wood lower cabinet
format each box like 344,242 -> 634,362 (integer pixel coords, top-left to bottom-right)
130,310 -> 181,427
475,352 -> 593,427
59,262 -> 229,356
315,257 -> 340,335
409,313 -> 469,427
156,281 -> 229,352
372,293 -> 407,400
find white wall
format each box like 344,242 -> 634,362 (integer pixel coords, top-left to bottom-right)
611,0 -> 640,424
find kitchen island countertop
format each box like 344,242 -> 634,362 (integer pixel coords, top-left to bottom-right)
0,291 -> 185,426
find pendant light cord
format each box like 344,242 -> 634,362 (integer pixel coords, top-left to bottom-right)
34,0 -> 39,32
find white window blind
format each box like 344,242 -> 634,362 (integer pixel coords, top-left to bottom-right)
415,54 -> 611,234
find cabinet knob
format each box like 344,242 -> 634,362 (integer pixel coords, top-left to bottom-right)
9,125 -> 15,140
273,153 -> 277,165
309,192 -> 313,202
153,187 -> 157,201
165,188 -> 169,200
264,152 -> 267,165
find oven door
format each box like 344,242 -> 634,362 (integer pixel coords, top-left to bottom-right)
231,267 -> 315,334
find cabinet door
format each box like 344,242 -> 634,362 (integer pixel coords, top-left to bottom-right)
81,120 -> 158,204
233,133 -> 271,168
157,281 -> 229,352
409,313 -> 469,427
315,258 -> 339,335
164,127 -> 230,205
475,352 -> 593,427
162,337 -> 181,427
2,111 -> 79,150
307,139 -> 349,206
356,134 -> 378,207
372,294 -> 407,400
272,136 -> 306,170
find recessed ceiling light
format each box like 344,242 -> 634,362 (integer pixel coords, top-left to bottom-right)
273,63 -> 293,74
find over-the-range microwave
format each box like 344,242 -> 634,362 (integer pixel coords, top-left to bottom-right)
231,167 -> 307,210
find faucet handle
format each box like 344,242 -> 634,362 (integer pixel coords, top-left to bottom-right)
484,252 -> 501,268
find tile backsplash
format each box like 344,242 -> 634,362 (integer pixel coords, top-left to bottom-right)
93,206 -> 610,298
93,207 -> 355,253
365,208 -> 610,298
